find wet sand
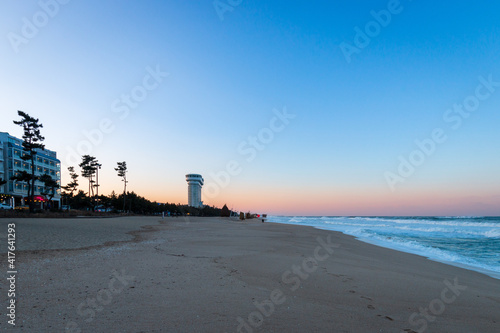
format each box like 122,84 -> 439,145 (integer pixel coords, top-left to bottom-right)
0,216 -> 498,332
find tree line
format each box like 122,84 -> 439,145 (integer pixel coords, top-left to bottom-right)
63,159 -> 222,216
4,111 -> 224,216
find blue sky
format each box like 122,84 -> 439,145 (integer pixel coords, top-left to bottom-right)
1,0 -> 499,215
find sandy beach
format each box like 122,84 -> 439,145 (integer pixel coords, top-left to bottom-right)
1,216 -> 498,332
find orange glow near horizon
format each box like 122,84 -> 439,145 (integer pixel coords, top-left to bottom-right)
63,167 -> 499,216
65,181 -> 500,216
196,185 -> 498,216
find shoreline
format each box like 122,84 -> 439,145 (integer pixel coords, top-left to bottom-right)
328,226 -> 500,281
268,221 -> 500,282
1,216 -> 498,332
267,216 -> 500,281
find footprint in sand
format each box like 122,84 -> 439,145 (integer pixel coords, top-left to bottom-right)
329,273 -> 353,282
376,315 -> 394,321
367,305 -> 375,310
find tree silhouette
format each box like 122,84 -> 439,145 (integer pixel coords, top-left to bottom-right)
40,174 -> 60,209
0,178 -> 7,204
79,155 -> 99,209
62,166 -> 79,196
221,204 -> 230,217
12,111 -> 45,213
0,178 -> 7,191
115,161 -> 128,212
61,166 -> 79,209
10,171 -> 33,188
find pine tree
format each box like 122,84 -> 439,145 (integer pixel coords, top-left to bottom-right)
40,174 -> 60,209
115,161 -> 128,212
62,166 -> 79,196
79,155 -> 99,209
12,111 -> 45,213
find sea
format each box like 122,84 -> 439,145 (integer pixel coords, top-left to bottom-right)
267,216 -> 500,280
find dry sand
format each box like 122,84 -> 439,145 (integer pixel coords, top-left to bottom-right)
0,216 -> 498,332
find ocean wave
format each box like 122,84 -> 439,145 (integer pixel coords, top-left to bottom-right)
359,234 -> 500,274
305,216 -> 500,228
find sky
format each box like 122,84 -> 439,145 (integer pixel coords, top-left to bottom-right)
1,0 -> 499,216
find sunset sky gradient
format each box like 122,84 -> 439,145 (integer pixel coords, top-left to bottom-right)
1,0 -> 499,215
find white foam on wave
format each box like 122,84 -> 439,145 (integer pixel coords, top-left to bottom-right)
484,229 -> 500,238
305,216 -> 500,238
349,216 -> 499,228
355,233 -> 500,278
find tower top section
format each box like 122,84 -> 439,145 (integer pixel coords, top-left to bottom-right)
186,174 -> 204,186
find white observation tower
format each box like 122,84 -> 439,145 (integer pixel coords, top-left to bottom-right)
186,174 -> 204,208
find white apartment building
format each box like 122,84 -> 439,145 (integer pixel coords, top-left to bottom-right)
0,132 -> 61,208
